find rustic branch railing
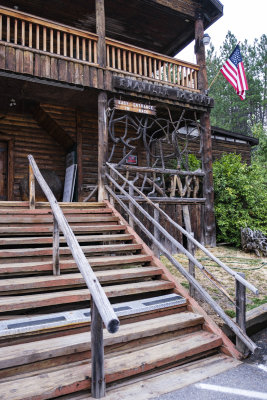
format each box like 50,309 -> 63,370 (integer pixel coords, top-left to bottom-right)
106,162 -> 258,354
114,164 -> 204,199
0,6 -> 200,92
28,155 -> 119,398
106,38 -> 199,90
0,6 -> 98,64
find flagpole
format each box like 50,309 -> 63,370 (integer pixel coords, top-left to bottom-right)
208,68 -> 221,91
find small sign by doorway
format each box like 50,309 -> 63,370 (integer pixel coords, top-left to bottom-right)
126,155 -> 138,165
114,100 -> 156,115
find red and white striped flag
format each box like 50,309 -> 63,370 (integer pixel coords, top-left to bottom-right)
220,44 -> 248,100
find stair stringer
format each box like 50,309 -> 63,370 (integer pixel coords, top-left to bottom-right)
106,200 -> 242,360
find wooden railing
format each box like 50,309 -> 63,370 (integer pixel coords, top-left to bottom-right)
106,38 -> 199,90
28,155 -> 119,398
0,6 -> 98,64
0,6 -> 200,91
113,164 -> 205,199
106,162 -> 258,354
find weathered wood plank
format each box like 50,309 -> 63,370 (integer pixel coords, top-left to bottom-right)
0,233 -> 133,246
0,267 -> 162,293
0,254 -> 152,275
0,224 -> 127,235
0,243 -> 142,259
5,46 -> 16,71
23,51 -> 34,75
15,49 -> 24,73
0,280 -> 174,312
0,313 -> 203,370
0,332 -> 221,400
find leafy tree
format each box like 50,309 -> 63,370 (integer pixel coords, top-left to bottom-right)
206,32 -> 267,135
213,154 -> 267,246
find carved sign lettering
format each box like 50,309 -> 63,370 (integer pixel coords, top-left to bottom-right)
113,77 -> 214,108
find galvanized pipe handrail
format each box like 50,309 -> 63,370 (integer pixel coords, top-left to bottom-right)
107,162 -> 259,295
105,177 -> 257,353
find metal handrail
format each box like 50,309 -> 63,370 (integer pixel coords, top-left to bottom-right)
107,162 -> 258,295
105,164 -> 258,353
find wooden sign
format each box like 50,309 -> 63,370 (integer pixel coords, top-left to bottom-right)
113,77 -> 214,108
114,99 -> 156,115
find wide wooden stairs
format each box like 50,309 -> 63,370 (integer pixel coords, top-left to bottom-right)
0,202 -> 240,400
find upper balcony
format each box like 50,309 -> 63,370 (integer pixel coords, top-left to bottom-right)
0,6 -> 201,96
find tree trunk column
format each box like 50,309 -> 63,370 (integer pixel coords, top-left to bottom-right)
195,15 -> 216,247
96,0 -> 108,202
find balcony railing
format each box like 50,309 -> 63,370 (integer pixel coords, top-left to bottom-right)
0,6 -> 98,64
106,39 -> 199,90
0,5 -> 200,91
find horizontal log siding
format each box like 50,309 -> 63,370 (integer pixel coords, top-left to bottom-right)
0,112 -> 66,200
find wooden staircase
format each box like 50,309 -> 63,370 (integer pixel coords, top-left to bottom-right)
0,201 -> 240,400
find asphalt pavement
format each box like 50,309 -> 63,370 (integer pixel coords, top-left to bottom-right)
152,328 -> 267,400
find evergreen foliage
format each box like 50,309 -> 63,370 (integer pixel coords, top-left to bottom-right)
213,154 -> 267,247
206,32 -> 266,135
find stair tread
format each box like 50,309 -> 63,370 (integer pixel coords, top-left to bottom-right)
0,267 -> 163,292
0,254 -> 152,274
0,224 -> 127,235
0,280 -> 174,312
0,243 -> 142,258
0,331 -> 222,400
0,215 -> 119,224
0,234 -> 134,246
0,312 -> 204,369
0,208 -> 113,215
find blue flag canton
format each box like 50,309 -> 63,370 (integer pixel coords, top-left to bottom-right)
229,45 -> 242,67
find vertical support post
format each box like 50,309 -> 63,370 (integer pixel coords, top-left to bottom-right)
97,91 -> 108,202
95,0 -> 106,68
153,203 -> 160,258
91,298 -> 105,398
29,164 -> 35,209
195,15 -> 216,247
76,111 -> 83,202
53,216 -> 60,276
236,272 -> 247,354
128,181 -> 134,228
188,232 -> 195,298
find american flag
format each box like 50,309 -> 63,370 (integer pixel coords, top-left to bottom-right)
220,44 -> 248,100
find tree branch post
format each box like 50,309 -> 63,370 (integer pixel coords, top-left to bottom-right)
195,14 -> 216,247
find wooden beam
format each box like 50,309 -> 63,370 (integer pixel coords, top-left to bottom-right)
95,0 -> 106,67
195,16 -> 216,247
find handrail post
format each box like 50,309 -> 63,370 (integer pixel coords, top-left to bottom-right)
53,216 -> 60,276
188,232 -> 195,298
128,181 -> 134,228
91,298 -> 105,398
153,203 -> 160,258
29,164 -> 35,209
236,272 -> 247,354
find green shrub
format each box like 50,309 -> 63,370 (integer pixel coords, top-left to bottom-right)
213,153 -> 267,247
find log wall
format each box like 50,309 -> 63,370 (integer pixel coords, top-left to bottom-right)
0,111 -> 66,200
0,103 -> 254,201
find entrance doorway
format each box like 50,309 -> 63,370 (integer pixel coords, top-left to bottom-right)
0,141 -> 7,200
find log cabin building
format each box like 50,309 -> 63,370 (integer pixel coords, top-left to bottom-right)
0,1 -> 259,399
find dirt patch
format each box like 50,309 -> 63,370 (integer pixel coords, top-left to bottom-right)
161,245 -> 267,326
